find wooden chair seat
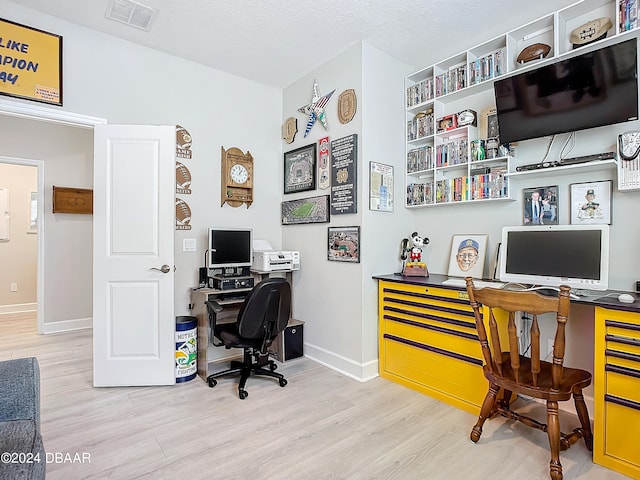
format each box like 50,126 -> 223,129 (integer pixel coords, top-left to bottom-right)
484,352 -> 592,401
464,277 -> 593,480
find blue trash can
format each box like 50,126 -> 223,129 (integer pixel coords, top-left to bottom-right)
175,316 -> 197,383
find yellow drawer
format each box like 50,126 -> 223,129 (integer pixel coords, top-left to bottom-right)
605,365 -> 640,405
381,334 -> 486,408
380,281 -> 470,302
602,399 -> 640,471
384,318 -> 481,360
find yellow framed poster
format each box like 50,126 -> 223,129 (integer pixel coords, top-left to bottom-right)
0,18 -> 62,105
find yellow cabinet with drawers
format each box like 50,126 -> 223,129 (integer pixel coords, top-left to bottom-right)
378,279 -> 497,415
594,306 -> 640,479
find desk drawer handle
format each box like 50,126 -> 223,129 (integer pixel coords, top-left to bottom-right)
605,363 -> 640,379
605,349 -> 640,366
605,334 -> 640,347
383,334 -> 482,366
605,320 -> 640,332
605,394 -> 640,412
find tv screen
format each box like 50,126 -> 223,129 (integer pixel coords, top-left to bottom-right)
499,225 -> 609,290
494,39 -> 638,144
208,228 -> 252,268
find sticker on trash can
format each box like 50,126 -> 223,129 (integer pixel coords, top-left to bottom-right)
175,325 -> 197,382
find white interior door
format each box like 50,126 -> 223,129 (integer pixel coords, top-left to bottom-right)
93,125 -> 175,386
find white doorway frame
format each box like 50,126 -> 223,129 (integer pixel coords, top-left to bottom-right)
0,156 -> 44,332
0,98 -> 106,334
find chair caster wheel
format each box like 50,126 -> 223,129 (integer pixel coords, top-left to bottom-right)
279,379 -> 288,387
239,389 -> 248,400
208,378 -> 217,388
269,363 -> 278,371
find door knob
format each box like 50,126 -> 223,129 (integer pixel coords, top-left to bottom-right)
150,264 -> 171,273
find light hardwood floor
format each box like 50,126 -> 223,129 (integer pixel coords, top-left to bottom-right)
0,313 -> 630,480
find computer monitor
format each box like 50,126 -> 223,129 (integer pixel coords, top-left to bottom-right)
207,228 -> 253,269
499,224 -> 609,290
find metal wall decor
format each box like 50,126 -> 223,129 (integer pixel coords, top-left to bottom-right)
298,79 -> 336,137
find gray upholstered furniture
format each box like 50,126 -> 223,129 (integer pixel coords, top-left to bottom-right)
0,357 -> 45,480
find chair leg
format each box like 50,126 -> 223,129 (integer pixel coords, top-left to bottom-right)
471,383 -> 500,443
546,400 -> 563,480
501,389 -> 513,409
572,389 -> 593,451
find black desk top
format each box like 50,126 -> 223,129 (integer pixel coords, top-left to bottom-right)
373,273 -> 640,313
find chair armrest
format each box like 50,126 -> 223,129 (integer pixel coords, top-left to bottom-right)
0,357 -> 40,425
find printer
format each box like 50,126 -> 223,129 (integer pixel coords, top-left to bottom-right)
252,250 -> 300,272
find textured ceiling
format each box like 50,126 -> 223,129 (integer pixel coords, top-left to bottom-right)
8,0 -> 578,88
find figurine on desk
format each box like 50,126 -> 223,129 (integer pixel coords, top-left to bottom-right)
401,232 -> 429,277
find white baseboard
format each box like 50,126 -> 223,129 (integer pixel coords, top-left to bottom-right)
0,303 -> 36,314
42,317 -> 92,334
304,342 -> 379,382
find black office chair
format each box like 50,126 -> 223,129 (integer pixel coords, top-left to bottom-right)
206,277 -> 291,399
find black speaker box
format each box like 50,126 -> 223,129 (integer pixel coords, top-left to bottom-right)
282,322 -> 304,361
198,267 -> 208,287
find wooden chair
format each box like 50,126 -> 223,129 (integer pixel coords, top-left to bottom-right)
464,277 -> 592,480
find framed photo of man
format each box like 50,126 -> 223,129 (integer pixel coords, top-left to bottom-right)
447,234 -> 488,279
570,180 -> 612,225
523,185 -> 558,225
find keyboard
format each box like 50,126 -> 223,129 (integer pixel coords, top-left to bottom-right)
441,278 -> 505,289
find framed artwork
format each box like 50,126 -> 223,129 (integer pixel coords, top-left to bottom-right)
523,185 -> 558,225
369,161 -> 394,212
284,143 -> 316,194
328,226 -> 360,263
570,180 -> 612,225
0,19 -> 63,106
480,107 -> 499,140
281,195 -> 330,225
447,234 -> 488,279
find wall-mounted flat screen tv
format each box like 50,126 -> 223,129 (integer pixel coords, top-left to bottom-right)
494,39 -> 638,145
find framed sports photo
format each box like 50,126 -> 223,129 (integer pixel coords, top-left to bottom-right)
570,180 -> 612,225
327,226 -> 360,263
447,234 -> 488,279
523,185 -> 558,225
281,195 -> 330,225
284,143 -> 316,194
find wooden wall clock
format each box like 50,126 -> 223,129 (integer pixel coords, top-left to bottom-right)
221,146 -> 254,208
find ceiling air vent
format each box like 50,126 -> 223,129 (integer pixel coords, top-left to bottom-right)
105,0 -> 158,31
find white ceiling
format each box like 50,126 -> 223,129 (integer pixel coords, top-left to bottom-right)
9,0 -> 578,88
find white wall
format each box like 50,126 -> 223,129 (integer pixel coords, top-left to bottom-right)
282,43 -> 413,380
0,1 -> 284,330
360,44 -> 414,365
0,162 -> 37,310
282,44 -> 364,377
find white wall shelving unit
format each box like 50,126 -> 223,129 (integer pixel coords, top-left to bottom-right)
405,0 -> 639,208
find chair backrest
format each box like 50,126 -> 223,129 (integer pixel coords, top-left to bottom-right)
464,277 -> 571,389
237,278 -> 291,347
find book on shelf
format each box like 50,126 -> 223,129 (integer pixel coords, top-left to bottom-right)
620,0 -> 638,32
471,166 -> 507,200
436,175 -> 468,203
468,47 -> 506,86
407,182 -> 433,205
435,139 -> 469,167
406,78 -> 435,108
407,146 -> 434,173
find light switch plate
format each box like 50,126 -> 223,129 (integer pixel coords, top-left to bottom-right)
183,238 -> 196,252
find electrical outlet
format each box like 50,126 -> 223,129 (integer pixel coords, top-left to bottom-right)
10,283 -> 17,292
547,339 -> 554,356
